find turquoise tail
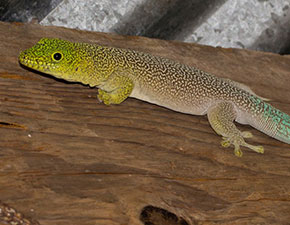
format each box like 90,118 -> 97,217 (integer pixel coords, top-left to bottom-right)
250,97 -> 290,144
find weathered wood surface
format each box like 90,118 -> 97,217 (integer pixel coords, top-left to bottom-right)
0,21 -> 290,225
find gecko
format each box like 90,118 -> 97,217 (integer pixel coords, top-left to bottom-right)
18,38 -> 290,157
0,201 -> 39,225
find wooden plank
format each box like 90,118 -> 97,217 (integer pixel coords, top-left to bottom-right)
0,21 -> 290,225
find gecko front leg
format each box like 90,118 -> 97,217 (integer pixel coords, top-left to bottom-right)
207,102 -> 264,157
98,70 -> 134,105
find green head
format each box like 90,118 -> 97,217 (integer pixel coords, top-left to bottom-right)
19,38 -> 109,86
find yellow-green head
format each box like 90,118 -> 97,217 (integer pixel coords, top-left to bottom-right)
19,38 -> 113,86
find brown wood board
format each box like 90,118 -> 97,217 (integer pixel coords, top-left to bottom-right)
0,21 -> 290,225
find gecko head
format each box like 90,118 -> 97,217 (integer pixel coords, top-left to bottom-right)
19,38 -> 91,82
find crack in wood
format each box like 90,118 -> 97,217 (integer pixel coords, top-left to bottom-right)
0,122 -> 26,129
140,205 -> 190,225
0,73 -> 38,81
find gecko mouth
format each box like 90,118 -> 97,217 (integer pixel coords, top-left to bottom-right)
18,52 -> 54,72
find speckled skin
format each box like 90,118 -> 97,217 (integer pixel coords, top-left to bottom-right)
0,201 -> 38,224
19,38 -> 290,156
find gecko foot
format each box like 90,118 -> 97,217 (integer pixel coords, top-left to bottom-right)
220,136 -> 244,157
220,132 -> 264,157
98,89 -> 111,105
98,86 -> 130,105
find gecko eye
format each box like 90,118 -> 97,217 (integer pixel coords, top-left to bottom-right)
52,52 -> 63,61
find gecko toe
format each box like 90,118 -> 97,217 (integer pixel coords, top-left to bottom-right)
252,145 -> 264,154
234,145 -> 243,157
242,131 -> 253,138
221,139 -> 231,148
98,89 -> 113,105
243,142 -> 264,154
256,146 -> 264,154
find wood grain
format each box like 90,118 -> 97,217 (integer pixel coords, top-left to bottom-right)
0,21 -> 290,225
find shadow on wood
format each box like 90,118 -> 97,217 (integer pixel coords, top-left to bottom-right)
0,21 -> 290,224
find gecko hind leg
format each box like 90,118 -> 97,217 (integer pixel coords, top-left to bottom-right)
207,102 -> 264,157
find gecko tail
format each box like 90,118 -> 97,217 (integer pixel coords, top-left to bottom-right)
249,98 -> 290,144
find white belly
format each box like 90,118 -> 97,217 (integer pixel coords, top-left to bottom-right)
130,87 -> 208,116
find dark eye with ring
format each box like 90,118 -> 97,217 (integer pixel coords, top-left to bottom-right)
53,52 -> 62,61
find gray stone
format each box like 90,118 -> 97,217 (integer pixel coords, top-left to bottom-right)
0,0 -> 62,22
39,0 -> 290,53
179,0 -> 290,53
40,0 -> 180,36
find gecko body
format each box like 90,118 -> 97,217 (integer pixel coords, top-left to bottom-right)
19,38 -> 290,156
